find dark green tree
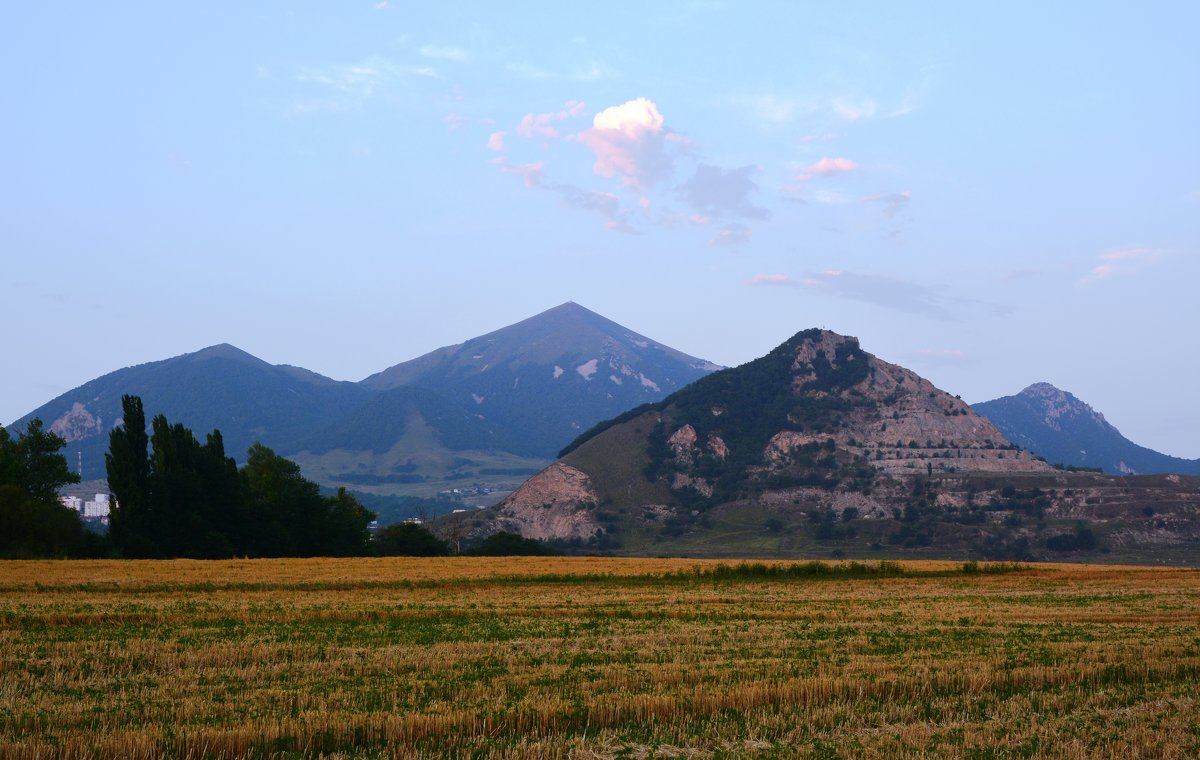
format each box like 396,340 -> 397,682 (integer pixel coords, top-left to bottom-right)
0,420 -> 93,558
240,444 -> 375,557
106,395 -> 152,555
373,522 -> 450,556
470,531 -> 557,556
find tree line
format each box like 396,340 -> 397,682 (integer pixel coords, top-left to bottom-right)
106,395 -> 374,558
2,394 -> 556,559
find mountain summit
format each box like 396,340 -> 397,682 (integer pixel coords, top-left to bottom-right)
973,383 -> 1200,475
348,302 -> 720,458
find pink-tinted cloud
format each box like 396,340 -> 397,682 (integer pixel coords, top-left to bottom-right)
794,157 -> 859,181
444,112 -> 467,130
515,100 -> 586,139
748,273 -> 795,285
799,132 -> 834,142
487,131 -> 505,151
1082,247 -> 1161,282
576,97 -> 674,189
501,161 -> 544,188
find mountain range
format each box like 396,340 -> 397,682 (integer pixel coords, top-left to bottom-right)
973,383 -> 1200,476
10,303 -> 719,500
442,330 -> 1200,563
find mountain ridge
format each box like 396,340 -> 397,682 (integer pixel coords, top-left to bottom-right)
10,303 -> 721,498
973,383 -> 1200,476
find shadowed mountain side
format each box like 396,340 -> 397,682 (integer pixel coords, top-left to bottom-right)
974,383 -> 1200,476
10,344 -> 371,480
356,302 -> 721,459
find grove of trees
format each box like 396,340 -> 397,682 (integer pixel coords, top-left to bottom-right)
106,395 -> 375,558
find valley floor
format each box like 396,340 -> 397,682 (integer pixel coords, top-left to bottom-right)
1,558 -> 1198,758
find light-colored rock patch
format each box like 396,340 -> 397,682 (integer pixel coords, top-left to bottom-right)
576,359 -> 599,380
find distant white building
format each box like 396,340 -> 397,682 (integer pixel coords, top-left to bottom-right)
59,495 -> 82,512
82,493 -> 110,519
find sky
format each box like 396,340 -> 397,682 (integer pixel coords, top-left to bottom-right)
3,2 -> 1198,457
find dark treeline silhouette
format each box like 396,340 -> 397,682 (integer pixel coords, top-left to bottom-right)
0,419 -> 106,558
107,395 -> 375,558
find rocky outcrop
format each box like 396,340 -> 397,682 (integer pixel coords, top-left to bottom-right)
491,462 -> 602,541
49,402 -> 103,443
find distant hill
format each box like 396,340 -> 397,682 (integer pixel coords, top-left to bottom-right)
10,344 -> 371,480
973,383 -> 1200,476
440,330 -> 1200,564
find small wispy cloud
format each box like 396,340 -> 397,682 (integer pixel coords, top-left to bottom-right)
748,273 -> 794,286
794,157 -> 858,182
1082,247 -> 1161,282
418,45 -> 470,62
862,191 -> 911,217
501,161 -> 545,189
444,112 -> 467,130
486,132 -> 505,152
515,100 -> 586,139
295,56 -> 437,99
710,224 -> 751,247
833,98 -> 878,122
749,270 -> 959,321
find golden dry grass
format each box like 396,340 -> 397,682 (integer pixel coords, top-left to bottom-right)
0,558 -> 1197,758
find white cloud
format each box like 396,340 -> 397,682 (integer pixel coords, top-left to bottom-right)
577,97 -> 676,189
487,132 -> 505,152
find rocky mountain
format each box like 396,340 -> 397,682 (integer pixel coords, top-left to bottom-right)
442,330 -> 1200,563
10,344 -> 371,480
973,383 -> 1200,476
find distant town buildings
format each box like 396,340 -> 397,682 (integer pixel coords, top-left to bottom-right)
59,493 -> 111,522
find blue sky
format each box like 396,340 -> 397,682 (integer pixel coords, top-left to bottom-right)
3,2 -> 1198,457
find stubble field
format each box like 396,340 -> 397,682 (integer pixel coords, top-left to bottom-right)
0,557 -> 1197,758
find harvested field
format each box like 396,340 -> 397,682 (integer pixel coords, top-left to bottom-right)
0,558 -> 1197,758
